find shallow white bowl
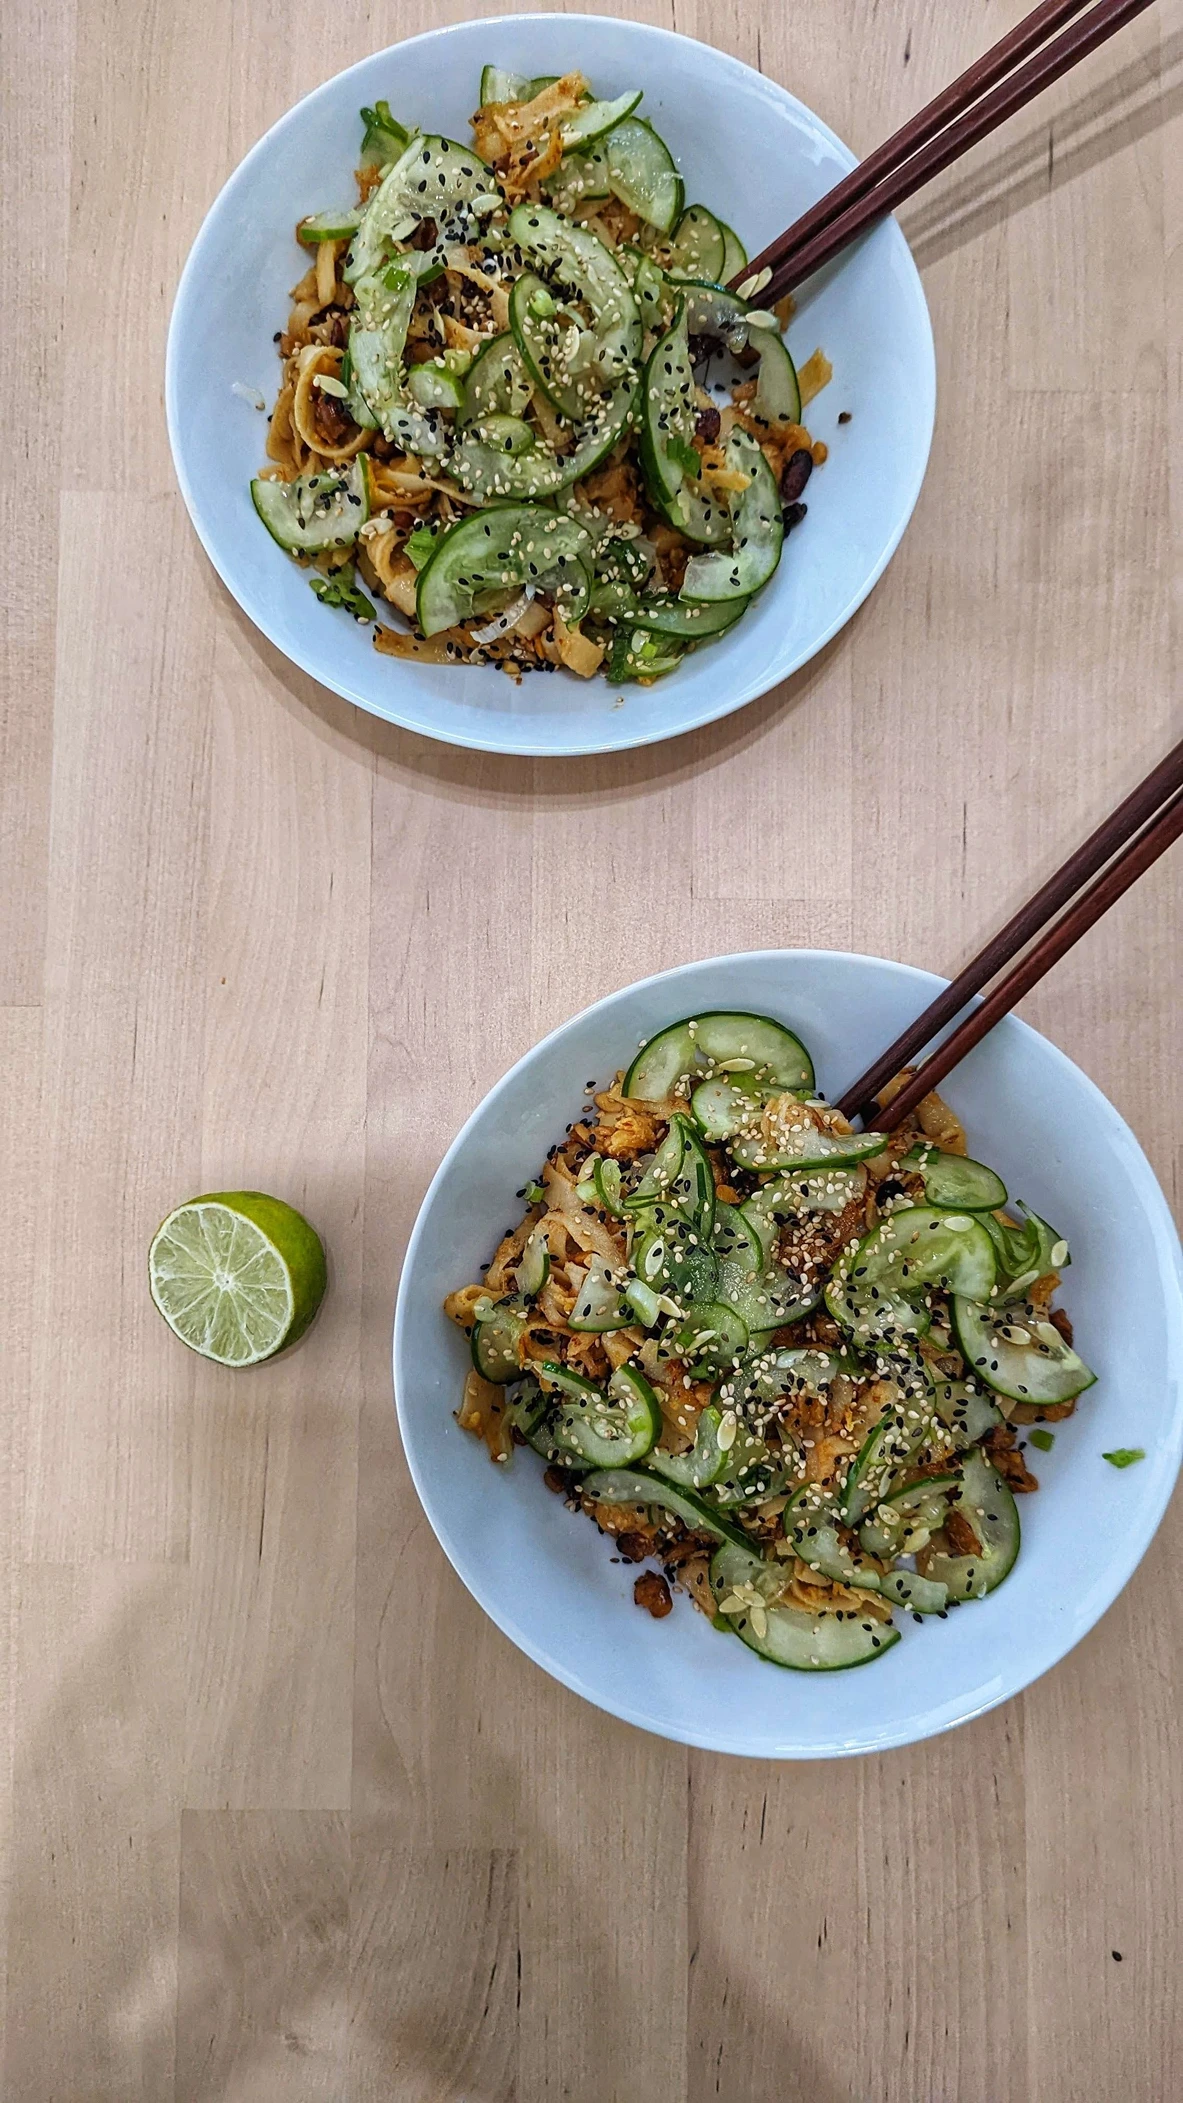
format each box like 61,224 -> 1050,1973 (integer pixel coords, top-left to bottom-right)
394,951 -> 1183,1757
167,15 -> 935,757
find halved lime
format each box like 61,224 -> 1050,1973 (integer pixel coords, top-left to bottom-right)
148,1191 -> 327,1365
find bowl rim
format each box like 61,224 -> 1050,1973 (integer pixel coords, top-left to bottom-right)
165,13 -> 937,759
392,946 -> 1183,1756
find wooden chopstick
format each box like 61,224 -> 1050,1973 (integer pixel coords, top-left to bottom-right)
835,736 -> 1183,1122
745,0 -> 1157,304
850,779 -> 1183,1137
734,0 -> 1093,294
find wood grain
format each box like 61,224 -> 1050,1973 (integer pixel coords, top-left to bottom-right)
3,0 -> 1182,2096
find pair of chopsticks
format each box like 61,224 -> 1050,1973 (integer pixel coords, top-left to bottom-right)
834,740 -> 1183,1133
735,0 -> 1157,302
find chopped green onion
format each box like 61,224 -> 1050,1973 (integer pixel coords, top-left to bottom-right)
1028,1429 -> 1055,1452
1102,1448 -> 1145,1469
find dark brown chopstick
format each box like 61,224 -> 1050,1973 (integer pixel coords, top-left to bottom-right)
856,780 -> 1183,1136
835,736 -> 1183,1122
745,0 -> 1157,304
734,0 -> 1093,294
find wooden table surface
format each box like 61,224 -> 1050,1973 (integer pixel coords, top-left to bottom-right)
5,0 -> 1182,2095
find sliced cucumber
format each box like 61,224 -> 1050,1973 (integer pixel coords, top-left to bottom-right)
250,458 -> 368,554
348,135 -> 498,284
581,1467 -> 749,1547
877,1567 -> 949,1614
839,1398 -> 936,1527
569,1256 -> 633,1332
592,1156 -> 625,1216
457,332 -> 533,426
681,281 -> 751,348
604,117 -> 683,233
729,1345 -> 851,1413
629,595 -> 749,641
648,1404 -> 728,1489
983,1206 -> 1071,1291
561,89 -> 643,149
952,1297 -> 1096,1404
690,1075 -> 765,1139
718,220 -> 748,281
930,1377 -> 1003,1448
666,204 -> 726,282
471,1300 -> 528,1382
632,1211 -> 719,1303
624,1011 -> 815,1101
544,145 -> 612,213
639,301 -> 697,505
729,1121 -> 885,1173
902,1146 -> 1008,1212
416,503 -> 592,635
297,208 -> 363,246
479,66 -> 558,104
516,1226 -> 550,1298
674,1300 -> 749,1374
838,1207 -> 998,1303
508,204 -> 641,387
921,1449 -> 1020,1600
509,270 -> 586,419
750,327 -> 801,423
710,1542 -> 900,1670
742,1168 -> 866,1256
604,630 -> 687,682
543,1360 -> 661,1467
679,428 -> 784,602
359,100 -> 411,170
624,1278 -> 661,1327
453,379 -> 635,501
348,261 -> 420,439
405,359 -> 466,411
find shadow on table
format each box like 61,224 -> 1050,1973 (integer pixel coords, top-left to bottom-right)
903,28 -> 1183,272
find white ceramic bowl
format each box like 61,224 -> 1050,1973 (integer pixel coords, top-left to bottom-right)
394,950 -> 1183,1757
167,15 -> 935,757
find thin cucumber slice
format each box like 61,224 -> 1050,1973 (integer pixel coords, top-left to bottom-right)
592,1157 -> 625,1216
348,135 -> 497,283
632,1212 -> 719,1304
750,327 -> 801,423
569,1257 -> 633,1333
405,359 -> 466,411
718,220 -> 748,280
952,1297 -> 1096,1404
251,458 -> 368,554
666,203 -> 726,282
789,1513 -> 887,1594
508,204 -> 641,386
674,1300 -> 749,1375
624,1277 -> 661,1326
560,89 -> 643,149
544,1361 -> 661,1467
479,66 -> 558,104
680,428 -> 784,601
902,1146 -> 1008,1211
471,1300 -> 528,1382
516,1226 -> 550,1298
840,1206 -> 998,1301
681,282 -> 751,348
581,1467 -> 749,1547
729,1123 -> 885,1173
728,1345 -> 851,1414
710,1543 -> 900,1670
624,1011 -> 815,1100
348,262 -> 421,442
648,1404 -> 728,1489
457,333 -> 532,426
840,1396 -> 937,1527
930,1377 -> 1003,1448
509,271 -> 587,418
877,1567 -> 949,1613
604,117 -> 684,233
639,301 -> 697,505
416,504 -> 592,635
359,101 -> 410,169
711,1201 -> 765,1270
629,595 -> 749,641
453,379 -> 635,501
690,1075 -> 765,1139
504,1380 -> 548,1441
921,1449 -> 1020,1600
544,145 -> 611,213
627,1116 -> 714,1232
297,208 -> 363,245
625,1121 -> 685,1208
983,1206 -> 1071,1291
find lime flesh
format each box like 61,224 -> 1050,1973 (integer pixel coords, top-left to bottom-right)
148,1191 -> 327,1365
